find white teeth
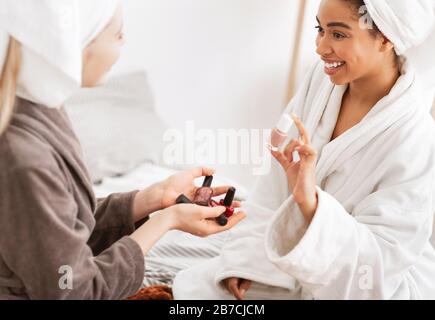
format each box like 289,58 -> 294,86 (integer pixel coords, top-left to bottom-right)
325,61 -> 345,69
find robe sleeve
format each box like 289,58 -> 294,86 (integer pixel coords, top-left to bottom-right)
265,165 -> 435,299
88,191 -> 140,255
0,166 -> 145,300
212,70 -> 314,289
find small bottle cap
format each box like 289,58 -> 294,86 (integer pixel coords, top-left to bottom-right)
216,214 -> 228,226
276,114 -> 294,134
176,194 -> 192,204
202,176 -> 214,188
223,187 -> 236,207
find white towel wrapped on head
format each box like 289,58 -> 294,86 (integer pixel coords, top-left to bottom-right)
0,0 -> 119,108
364,0 -> 435,55
364,0 -> 435,92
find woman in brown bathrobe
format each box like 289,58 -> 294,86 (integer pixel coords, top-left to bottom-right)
0,1 -> 244,299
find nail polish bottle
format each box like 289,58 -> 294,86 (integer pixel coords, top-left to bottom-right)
193,176 -> 214,206
268,114 -> 294,152
211,187 -> 236,226
176,184 -> 236,227
176,194 -> 192,204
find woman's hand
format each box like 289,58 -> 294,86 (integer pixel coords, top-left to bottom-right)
159,167 -> 239,209
224,277 -> 252,300
132,167 -> 240,223
166,204 -> 246,237
130,203 -> 246,256
270,114 -> 319,223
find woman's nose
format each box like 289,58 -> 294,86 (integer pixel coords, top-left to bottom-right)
315,36 -> 332,57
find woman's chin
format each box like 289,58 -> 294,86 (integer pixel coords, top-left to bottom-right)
328,75 -> 349,86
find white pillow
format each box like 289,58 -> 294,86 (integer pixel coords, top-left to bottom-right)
65,72 -> 167,183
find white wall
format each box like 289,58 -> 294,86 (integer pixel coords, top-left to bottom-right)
113,0 -> 322,186
295,0 -> 321,82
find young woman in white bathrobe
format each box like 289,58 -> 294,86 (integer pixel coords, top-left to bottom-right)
173,0 -> 435,300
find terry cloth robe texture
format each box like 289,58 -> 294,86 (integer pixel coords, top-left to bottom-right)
0,97 -> 145,300
173,59 -> 435,300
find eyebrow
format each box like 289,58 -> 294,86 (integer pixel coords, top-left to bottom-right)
316,16 -> 352,30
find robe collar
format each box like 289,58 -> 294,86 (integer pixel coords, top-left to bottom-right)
10,97 -> 97,211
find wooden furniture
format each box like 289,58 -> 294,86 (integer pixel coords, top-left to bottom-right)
287,0 -> 308,102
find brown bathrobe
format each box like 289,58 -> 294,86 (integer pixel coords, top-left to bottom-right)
0,97 -> 145,300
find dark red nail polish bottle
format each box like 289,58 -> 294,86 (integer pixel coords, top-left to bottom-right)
193,176 -> 214,206
211,187 -> 236,226
176,194 -> 192,204
176,177 -> 237,227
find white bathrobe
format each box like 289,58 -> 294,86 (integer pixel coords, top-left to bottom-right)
173,59 -> 435,300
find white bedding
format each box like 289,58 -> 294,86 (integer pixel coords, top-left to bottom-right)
93,162 -> 248,200
66,72 -> 167,183
93,162 -> 248,287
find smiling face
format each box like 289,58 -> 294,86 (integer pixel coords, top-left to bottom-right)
315,0 -> 396,85
82,2 -> 125,87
